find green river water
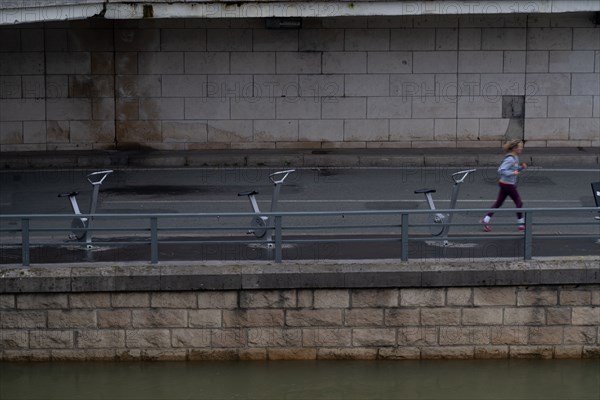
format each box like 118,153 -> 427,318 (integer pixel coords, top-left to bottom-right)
1,359 -> 598,400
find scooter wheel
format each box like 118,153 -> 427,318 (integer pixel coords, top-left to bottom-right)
70,218 -> 86,241
428,213 -> 446,236
250,216 -> 268,238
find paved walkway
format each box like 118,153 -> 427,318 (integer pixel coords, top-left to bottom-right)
1,147 -> 598,169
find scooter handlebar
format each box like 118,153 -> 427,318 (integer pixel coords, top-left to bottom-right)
87,170 -> 113,185
451,169 -> 477,184
269,169 -> 295,184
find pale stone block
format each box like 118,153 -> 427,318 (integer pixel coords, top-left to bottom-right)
322,97 -> 366,119
546,308 -> 571,325
401,289 -> 445,307
222,309 -> 282,327
504,308 -> 546,326
162,29 -> 206,51
595,96 -> 600,118
421,346 -> 474,359
299,29 -> 344,51
162,75 -> 207,98
563,327 -> 597,345
231,97 -> 275,120
346,29 -> 389,51
267,348 -> 316,360
352,328 -> 395,347
385,309 -> 420,326
116,75 -> 161,98
447,288 -> 473,306
185,52 -> 229,74
503,51 -> 526,73
456,119 -> 480,140
509,345 -> 553,359
517,288 -> 558,306
463,308 -> 504,325
254,120 -> 298,142
474,287 -> 516,306
171,328 -> 211,348
248,327 -> 302,347
457,96 -> 502,118
207,120 -> 252,142
17,294 -> 68,310
527,73 -> 572,95
162,121 -> 208,143
524,118 -> 570,140
439,326 -> 492,345
570,118 -> 600,140
414,51 -> 457,73
296,290 -> 313,309
390,74 -> 435,97
391,28 -> 435,50
0,295 -> 15,309
48,310 -> 95,329
70,121 -> 114,143
344,309 -> 384,326
572,307 -> 600,325
317,348 -> 378,360
240,290 -> 295,309
525,96 -> 548,118
413,97 -> 457,118
478,118 -> 509,140
151,293 -> 196,308
526,51 -> 549,73
490,326 -> 529,345
111,293 -> 150,308
185,309 -> 221,328
299,74 -> 343,97
554,345 -> 583,358
286,309 -> 343,327
367,97 -> 411,118
352,289 -> 399,308
422,308 -> 460,326
528,28 -> 572,50
78,329 -> 126,349
459,28 -> 481,50
255,74 -> 299,97
480,74 -> 526,96
459,51 -> 503,73
528,327 -> 563,345
368,51 -> 412,73
197,292 -> 237,309
322,52 -> 366,74
0,99 -> 45,121
48,52 -> 90,75
277,52 -> 321,74
390,119 -> 434,140
276,98 -> 320,119
436,28 -> 458,50
125,329 -> 170,348
313,289 -> 349,308
230,52 -> 275,74
185,98 -> 229,120
97,310 -> 131,328
239,348 -> 267,360
206,75 -> 253,98
207,28 -> 252,51
299,119 -> 343,141
211,328 -> 246,348
253,29 -> 297,51
303,328 -> 351,347
572,73 -> 600,95
345,74 -> 389,97
0,121 -> 22,144
132,310 -> 187,328
117,121 -> 162,143
0,311 -> 46,329
482,28 -> 526,50
549,51 -> 595,73
591,289 -> 600,306
344,119 -> 388,141
475,346 -> 509,359
29,330 -> 73,349
573,28 -> 600,50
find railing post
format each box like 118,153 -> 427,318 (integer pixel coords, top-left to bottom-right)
274,215 -> 282,263
524,212 -> 533,260
21,218 -> 30,267
401,213 -> 408,261
150,217 -> 158,264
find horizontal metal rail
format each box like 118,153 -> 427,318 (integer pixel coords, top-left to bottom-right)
0,207 -> 598,266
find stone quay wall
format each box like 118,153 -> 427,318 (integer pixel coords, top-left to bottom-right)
1,12 -> 599,152
1,259 -> 599,361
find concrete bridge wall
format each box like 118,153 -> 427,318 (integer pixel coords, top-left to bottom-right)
0,13 -> 599,152
1,259 -> 599,361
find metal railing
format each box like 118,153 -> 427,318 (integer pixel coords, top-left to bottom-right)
1,207 -> 598,266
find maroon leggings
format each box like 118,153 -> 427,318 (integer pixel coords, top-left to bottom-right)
486,182 -> 523,219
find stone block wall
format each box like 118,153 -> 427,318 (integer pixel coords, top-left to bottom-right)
1,285 -> 599,361
1,13 -> 599,152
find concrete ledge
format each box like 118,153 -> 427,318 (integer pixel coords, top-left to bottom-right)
0,148 -> 598,170
1,257 -> 598,293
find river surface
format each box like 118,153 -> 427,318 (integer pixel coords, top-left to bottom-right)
1,359 -> 598,400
